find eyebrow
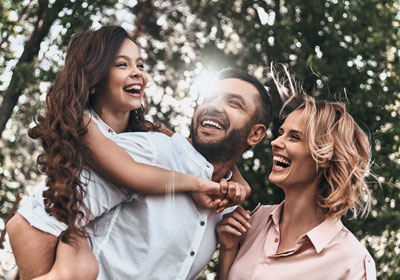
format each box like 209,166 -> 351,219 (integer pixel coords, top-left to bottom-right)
224,92 -> 247,104
115,55 -> 143,62
279,127 -> 303,135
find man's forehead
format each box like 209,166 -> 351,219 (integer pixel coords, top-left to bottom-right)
213,78 -> 259,98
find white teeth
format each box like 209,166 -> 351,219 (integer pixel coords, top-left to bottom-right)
125,85 -> 142,91
202,120 -> 223,129
273,156 -> 291,166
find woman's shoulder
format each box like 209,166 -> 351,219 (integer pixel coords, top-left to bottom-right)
327,225 -> 376,278
334,225 -> 373,258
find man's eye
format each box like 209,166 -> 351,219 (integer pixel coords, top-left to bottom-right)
228,100 -> 243,108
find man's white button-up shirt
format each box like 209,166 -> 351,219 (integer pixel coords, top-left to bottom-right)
19,131 -> 230,280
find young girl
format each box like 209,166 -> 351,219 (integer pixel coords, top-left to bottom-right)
217,68 -> 376,279
9,26 -> 249,279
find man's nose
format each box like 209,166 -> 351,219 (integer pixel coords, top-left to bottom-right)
204,99 -> 224,115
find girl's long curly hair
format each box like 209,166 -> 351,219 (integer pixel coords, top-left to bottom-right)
271,66 -> 372,220
29,26 -> 157,244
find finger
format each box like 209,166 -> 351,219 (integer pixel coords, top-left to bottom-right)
220,216 -> 248,233
234,212 -> 251,227
217,224 -> 242,237
200,180 -> 221,194
235,206 -> 251,219
237,186 -> 247,205
216,206 -> 224,214
225,181 -> 236,201
209,198 -> 221,208
232,183 -> 242,204
218,198 -> 230,208
219,178 -> 228,194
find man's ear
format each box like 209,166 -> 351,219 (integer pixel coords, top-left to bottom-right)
247,124 -> 266,147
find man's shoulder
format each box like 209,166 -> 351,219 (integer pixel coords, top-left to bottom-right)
117,131 -> 187,146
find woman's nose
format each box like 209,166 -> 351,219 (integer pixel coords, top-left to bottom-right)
271,136 -> 284,149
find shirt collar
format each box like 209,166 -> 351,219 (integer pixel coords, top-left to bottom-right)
306,218 -> 344,253
225,170 -> 233,181
266,201 -> 344,254
268,201 -> 285,226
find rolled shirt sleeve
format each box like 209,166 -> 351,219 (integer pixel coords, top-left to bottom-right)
18,184 -> 67,236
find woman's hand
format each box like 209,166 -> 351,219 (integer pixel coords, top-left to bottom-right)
217,206 -> 251,251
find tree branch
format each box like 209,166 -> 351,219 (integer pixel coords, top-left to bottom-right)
131,0 -> 152,41
0,0 -> 65,137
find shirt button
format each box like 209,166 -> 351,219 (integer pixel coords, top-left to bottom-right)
274,238 -> 279,243
200,221 -> 205,226
190,251 -> 195,256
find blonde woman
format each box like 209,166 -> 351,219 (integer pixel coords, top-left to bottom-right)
217,69 -> 376,280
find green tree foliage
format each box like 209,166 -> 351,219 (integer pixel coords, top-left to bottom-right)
0,0 -> 118,247
0,0 -> 399,279
136,1 -> 400,278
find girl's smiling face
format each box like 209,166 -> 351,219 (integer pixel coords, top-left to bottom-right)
94,39 -> 148,113
269,109 -> 320,191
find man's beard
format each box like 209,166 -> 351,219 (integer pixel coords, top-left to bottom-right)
191,122 -> 251,163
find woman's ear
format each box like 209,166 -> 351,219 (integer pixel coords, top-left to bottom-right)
247,124 -> 266,147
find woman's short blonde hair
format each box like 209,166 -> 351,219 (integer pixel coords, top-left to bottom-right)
271,67 -> 372,219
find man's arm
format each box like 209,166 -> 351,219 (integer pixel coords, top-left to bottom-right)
6,214 -> 57,279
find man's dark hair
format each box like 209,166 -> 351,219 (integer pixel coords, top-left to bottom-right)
217,68 -> 272,129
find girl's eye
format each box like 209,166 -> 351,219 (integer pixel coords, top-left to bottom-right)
137,63 -> 145,70
116,62 -> 127,67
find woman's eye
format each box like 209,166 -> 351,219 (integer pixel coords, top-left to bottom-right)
291,135 -> 300,141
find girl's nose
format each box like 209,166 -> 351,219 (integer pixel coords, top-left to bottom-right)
131,67 -> 142,78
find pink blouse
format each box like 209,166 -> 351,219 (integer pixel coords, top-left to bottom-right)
228,202 -> 376,280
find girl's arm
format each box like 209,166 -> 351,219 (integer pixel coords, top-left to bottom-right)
84,118 -> 224,208
216,206 -> 251,280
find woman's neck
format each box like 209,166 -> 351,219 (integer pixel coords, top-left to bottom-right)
92,105 -> 130,133
277,184 -> 323,253
282,192 -> 322,227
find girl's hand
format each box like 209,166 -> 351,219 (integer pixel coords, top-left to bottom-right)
216,178 -> 251,214
190,179 -> 226,209
217,206 -> 251,251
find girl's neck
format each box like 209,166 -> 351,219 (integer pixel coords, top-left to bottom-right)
92,105 -> 130,133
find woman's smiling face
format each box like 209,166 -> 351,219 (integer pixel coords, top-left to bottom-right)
269,109 -> 320,190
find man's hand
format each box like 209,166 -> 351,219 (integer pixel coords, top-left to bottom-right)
190,179 -> 226,208
216,178 -> 251,214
